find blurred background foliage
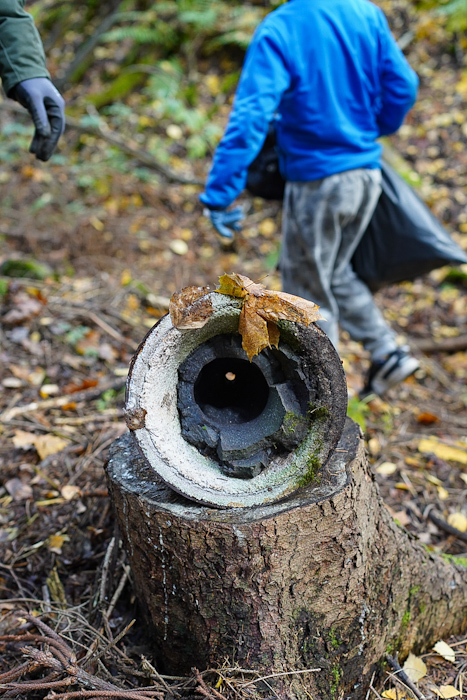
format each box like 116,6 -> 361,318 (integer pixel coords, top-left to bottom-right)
17,0 -> 465,168
1,0 -> 467,204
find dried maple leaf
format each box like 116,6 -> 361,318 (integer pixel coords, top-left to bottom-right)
217,273 -> 323,360
169,285 -> 213,329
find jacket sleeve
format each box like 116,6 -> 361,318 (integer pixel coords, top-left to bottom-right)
376,11 -> 418,136
200,23 -> 291,210
0,0 -> 50,97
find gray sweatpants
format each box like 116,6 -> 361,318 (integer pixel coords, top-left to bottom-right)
280,168 -> 398,360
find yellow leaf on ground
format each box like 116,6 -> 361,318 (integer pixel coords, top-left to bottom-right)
403,653 -> 427,682
48,534 -> 70,554
376,462 -> 397,476
418,438 -> 467,465
435,686 -> 460,698
258,218 -> 276,236
12,430 -> 36,449
170,239 -> 189,256
437,486 -> 449,501
382,689 -> 408,699
447,512 -> 467,533
433,640 -> 456,663
34,434 -> 69,461
61,485 -> 81,501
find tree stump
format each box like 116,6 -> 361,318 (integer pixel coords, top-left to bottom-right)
105,290 -> 467,699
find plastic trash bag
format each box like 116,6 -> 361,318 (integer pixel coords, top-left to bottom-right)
246,125 -> 285,200
352,161 -> 467,291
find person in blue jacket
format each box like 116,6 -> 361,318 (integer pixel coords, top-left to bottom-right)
200,0 -> 420,397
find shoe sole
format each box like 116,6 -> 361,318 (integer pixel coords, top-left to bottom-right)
371,357 -> 420,396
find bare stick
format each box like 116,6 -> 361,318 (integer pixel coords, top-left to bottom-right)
385,654 -> 426,700
428,511 -> 467,544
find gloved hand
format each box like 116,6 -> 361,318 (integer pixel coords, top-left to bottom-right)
12,77 -> 65,162
203,206 -> 244,240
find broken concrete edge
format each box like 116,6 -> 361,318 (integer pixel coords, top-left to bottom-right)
105,419 -> 361,522
124,291 -> 348,508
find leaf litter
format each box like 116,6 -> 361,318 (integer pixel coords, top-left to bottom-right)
1,0 -> 467,696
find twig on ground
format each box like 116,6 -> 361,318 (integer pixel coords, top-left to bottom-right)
413,335 -> 467,354
385,654 -> 426,700
0,615 -> 162,699
427,511 -> 467,544
240,667 -> 322,688
104,566 -> 131,621
0,377 -> 126,422
194,669 -> 229,700
140,657 -> 177,697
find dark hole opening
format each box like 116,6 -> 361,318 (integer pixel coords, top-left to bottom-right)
194,358 -> 269,425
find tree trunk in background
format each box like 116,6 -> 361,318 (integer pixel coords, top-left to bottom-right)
106,419 -> 467,699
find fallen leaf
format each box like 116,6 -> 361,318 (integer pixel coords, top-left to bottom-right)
5,478 -> 33,501
216,273 -> 323,360
447,512 -> 467,533
376,462 -> 397,476
393,510 -> 412,527
433,640 -> 456,663
39,384 -> 60,398
437,486 -> 449,501
403,653 -> 427,682
34,434 -> 69,461
12,430 -> 36,450
435,686 -> 460,698
169,285 -> 212,329
48,533 -> 70,555
61,485 -> 81,501
417,412 -> 440,425
382,689 -> 408,699
405,456 -> 423,467
368,437 -> 381,455
418,438 -> 467,465
460,474 -> 467,486
63,378 -> 99,395
170,239 -> 189,256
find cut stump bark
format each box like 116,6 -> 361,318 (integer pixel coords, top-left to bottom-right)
105,288 -> 467,699
106,420 -> 467,698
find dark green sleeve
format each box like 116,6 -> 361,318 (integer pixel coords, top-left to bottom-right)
0,0 -> 50,96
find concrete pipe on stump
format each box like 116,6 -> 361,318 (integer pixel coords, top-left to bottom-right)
105,288 -> 467,700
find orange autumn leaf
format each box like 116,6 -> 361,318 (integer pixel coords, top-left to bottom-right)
217,273 -> 323,360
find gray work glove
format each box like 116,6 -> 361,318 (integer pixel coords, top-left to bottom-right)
12,77 -> 65,161
203,206 -> 245,240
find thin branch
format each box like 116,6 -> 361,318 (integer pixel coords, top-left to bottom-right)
241,667 -> 322,688
0,376 -> 126,422
385,654 -> 426,700
428,511 -> 467,544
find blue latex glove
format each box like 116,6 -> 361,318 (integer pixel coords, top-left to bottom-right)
13,78 -> 65,162
204,206 -> 244,240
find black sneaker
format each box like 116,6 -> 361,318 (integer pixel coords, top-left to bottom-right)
361,346 -> 420,398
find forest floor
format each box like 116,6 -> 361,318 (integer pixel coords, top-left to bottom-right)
1,0 -> 467,698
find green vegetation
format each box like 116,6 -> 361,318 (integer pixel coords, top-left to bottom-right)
330,664 -> 343,698
401,610 -> 411,630
296,450 -> 321,488
441,553 -> 467,568
328,628 -> 340,650
347,395 -> 372,433
283,410 -> 302,434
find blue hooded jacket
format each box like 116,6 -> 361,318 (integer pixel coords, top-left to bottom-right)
200,0 -> 418,209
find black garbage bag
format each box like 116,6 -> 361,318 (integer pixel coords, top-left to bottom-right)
352,161 -> 467,291
246,124 -> 285,200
